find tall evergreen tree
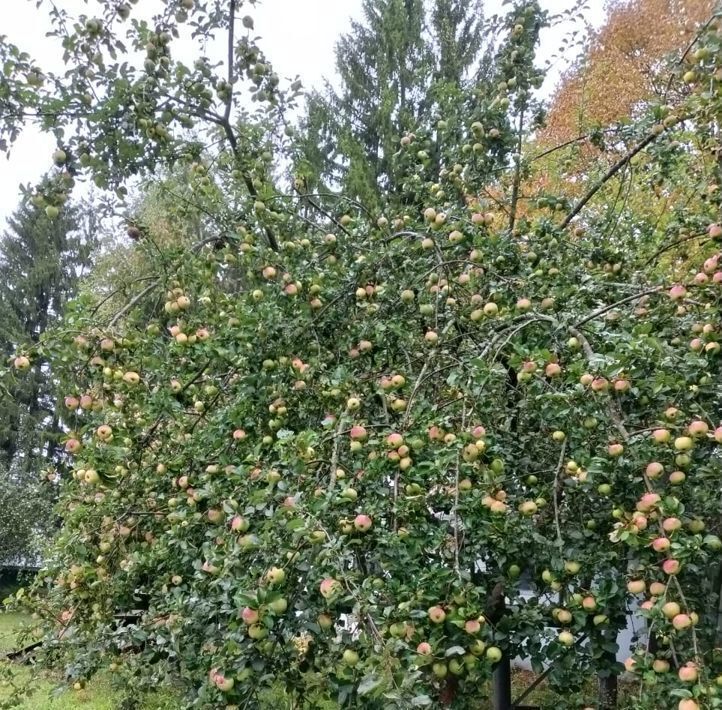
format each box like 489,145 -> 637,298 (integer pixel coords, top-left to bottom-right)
0,197 -> 97,559
294,0 -> 496,208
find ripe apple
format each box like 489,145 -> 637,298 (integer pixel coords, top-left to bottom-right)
637,492 -> 660,512
320,578 -> 341,600
662,517 -> 682,533
652,429 -> 671,444
241,607 -> 259,625
428,606 -> 446,624
424,330 -> 439,345
627,579 -> 646,594
663,559 -> 681,575
416,641 -> 432,655
13,355 -> 30,370
678,663 -> 698,682
582,596 -> 597,611
519,500 -> 537,516
672,613 -> 692,630
688,419 -> 709,437
96,424 -> 113,441
558,631 -> 574,646
353,514 -> 372,532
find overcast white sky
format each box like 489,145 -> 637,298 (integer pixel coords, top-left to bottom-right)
0,0 -> 604,226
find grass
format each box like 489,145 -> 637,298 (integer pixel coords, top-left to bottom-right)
0,613 -> 177,709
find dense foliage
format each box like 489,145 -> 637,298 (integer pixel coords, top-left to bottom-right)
2,1 -> 722,709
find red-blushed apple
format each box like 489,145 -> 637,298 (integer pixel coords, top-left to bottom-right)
636,493 -> 661,512
669,470 -> 686,485
623,657 -> 636,673
230,515 -> 249,532
645,462 -> 664,478
709,223 -> 722,239
349,425 -> 367,442
688,419 -> 709,437
545,362 -> 562,377
386,432 -> 403,448
591,377 -> 609,392
464,619 -> 481,634
662,517 -> 682,533
608,443 -> 624,457
652,537 -> 671,552
678,663 -> 698,682
668,284 -> 687,300
416,641 -> 432,656
582,596 -> 597,611
678,700 -> 700,710
320,578 -> 341,600
428,606 -> 446,624
652,428 -> 671,444
65,438 -> 82,454
210,669 -> 235,692
663,559 -> 681,575
672,613 -> 692,630
64,396 -> 80,410
241,607 -> 259,625
353,514 -> 372,532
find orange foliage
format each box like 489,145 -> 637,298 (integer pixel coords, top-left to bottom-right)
541,0 -> 716,146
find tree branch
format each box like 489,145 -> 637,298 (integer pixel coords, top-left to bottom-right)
560,131 -> 661,230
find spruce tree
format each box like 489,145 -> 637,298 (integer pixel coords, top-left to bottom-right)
0,197 -> 97,559
294,0 -> 495,208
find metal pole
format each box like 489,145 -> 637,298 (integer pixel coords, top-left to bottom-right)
492,652 -> 512,710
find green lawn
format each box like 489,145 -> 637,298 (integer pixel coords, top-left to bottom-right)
0,613 -> 177,709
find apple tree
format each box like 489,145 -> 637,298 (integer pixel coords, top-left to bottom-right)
3,2 -> 722,709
